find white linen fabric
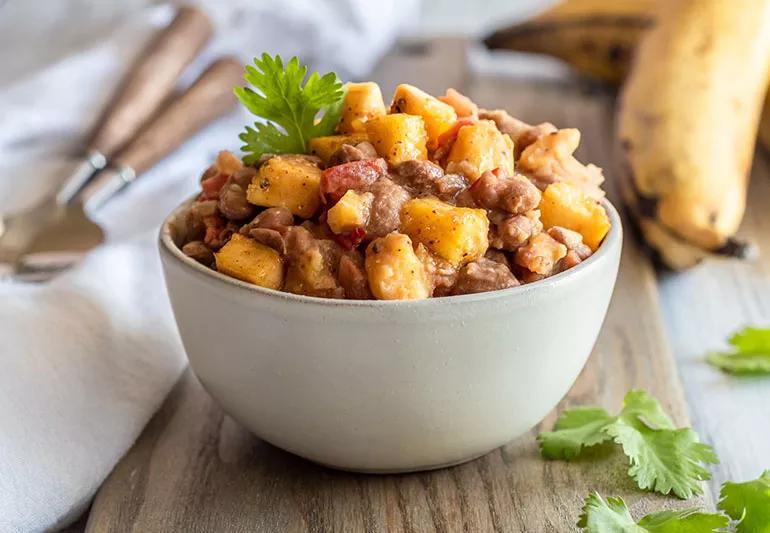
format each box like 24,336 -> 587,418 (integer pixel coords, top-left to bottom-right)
0,2 -> 414,531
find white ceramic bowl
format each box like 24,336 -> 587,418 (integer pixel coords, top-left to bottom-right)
159,198 -> 622,473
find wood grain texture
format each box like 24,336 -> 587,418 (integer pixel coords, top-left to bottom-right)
114,57 -> 242,174
86,41 -> 712,532
88,6 -> 213,157
656,153 -> 770,493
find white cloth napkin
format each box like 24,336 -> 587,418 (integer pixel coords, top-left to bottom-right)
0,2 -> 414,530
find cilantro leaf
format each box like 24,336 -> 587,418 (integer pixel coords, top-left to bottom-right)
577,493 -> 727,533
577,493 -> 643,532
707,326 -> 770,375
718,470 -> 770,533
606,419 -> 717,499
619,390 -> 676,430
538,407 -> 615,459
538,390 -> 718,499
234,54 -> 345,163
707,352 -> 770,374
636,508 -> 729,533
238,122 -> 302,159
609,390 -> 717,499
729,327 -> 770,352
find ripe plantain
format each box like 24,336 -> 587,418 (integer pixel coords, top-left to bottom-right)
484,0 -> 655,84
485,0 -> 770,156
760,91 -> 770,152
618,0 -> 770,269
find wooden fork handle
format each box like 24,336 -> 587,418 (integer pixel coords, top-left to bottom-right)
87,5 -> 213,158
114,56 -> 242,175
80,57 -> 242,212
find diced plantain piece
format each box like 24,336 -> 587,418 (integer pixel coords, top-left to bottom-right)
327,190 -> 374,234
400,197 -> 489,266
338,82 -> 387,133
445,120 -> 514,182
365,113 -> 428,165
365,233 -> 432,300
215,234 -> 284,289
309,133 -> 369,164
246,155 -> 322,218
391,84 -> 457,149
538,182 -> 610,251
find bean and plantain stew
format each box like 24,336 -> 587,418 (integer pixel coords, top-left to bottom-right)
179,55 -> 610,300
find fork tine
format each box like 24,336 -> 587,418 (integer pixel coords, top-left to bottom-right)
0,260 -> 76,284
5,269 -> 65,283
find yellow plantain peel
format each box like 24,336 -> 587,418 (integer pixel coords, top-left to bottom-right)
617,0 -> 770,269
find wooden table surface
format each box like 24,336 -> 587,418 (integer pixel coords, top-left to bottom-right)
84,39 -> 769,532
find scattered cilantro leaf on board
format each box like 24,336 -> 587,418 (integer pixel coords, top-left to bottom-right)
234,54 -> 346,164
538,407 -> 615,460
718,470 -> 770,533
707,326 -> 770,375
538,390 -> 718,499
577,492 -> 728,533
606,419 -> 717,500
577,493 -> 643,533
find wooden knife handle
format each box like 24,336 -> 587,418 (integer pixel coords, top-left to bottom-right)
113,57 -> 243,175
87,5 -> 212,158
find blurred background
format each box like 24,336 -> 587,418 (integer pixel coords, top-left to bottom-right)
2,1 -> 770,531
0,0 -> 548,85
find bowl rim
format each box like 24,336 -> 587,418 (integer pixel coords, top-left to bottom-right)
159,194 -> 622,308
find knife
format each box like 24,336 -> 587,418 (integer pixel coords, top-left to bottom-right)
0,5 -> 212,263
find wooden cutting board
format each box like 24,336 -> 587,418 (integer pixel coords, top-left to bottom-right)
85,39 -> 713,532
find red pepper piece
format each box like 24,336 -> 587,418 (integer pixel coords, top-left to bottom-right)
333,227 -> 366,251
201,173 -> 229,200
203,214 -> 226,247
320,159 -> 387,202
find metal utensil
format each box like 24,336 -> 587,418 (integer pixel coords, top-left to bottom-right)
2,57 -> 243,281
0,5 -> 212,260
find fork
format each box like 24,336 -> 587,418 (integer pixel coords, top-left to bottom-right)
1,57 -> 243,283
0,5 -> 212,267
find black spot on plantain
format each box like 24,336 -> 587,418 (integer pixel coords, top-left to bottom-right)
621,206 -> 673,270
623,162 -> 659,218
714,237 -> 757,260
636,194 -> 659,219
608,44 -> 630,64
620,138 -> 633,152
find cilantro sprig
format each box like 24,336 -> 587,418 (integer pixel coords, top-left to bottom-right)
707,326 -> 770,375
538,390 -> 718,499
578,471 -> 770,532
234,54 -> 346,164
577,493 -> 728,532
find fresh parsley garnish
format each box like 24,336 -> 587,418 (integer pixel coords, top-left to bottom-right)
538,390 -> 718,499
577,492 -> 728,532
707,326 -> 770,375
577,471 -> 770,532
234,54 -> 346,164
718,470 -> 770,532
